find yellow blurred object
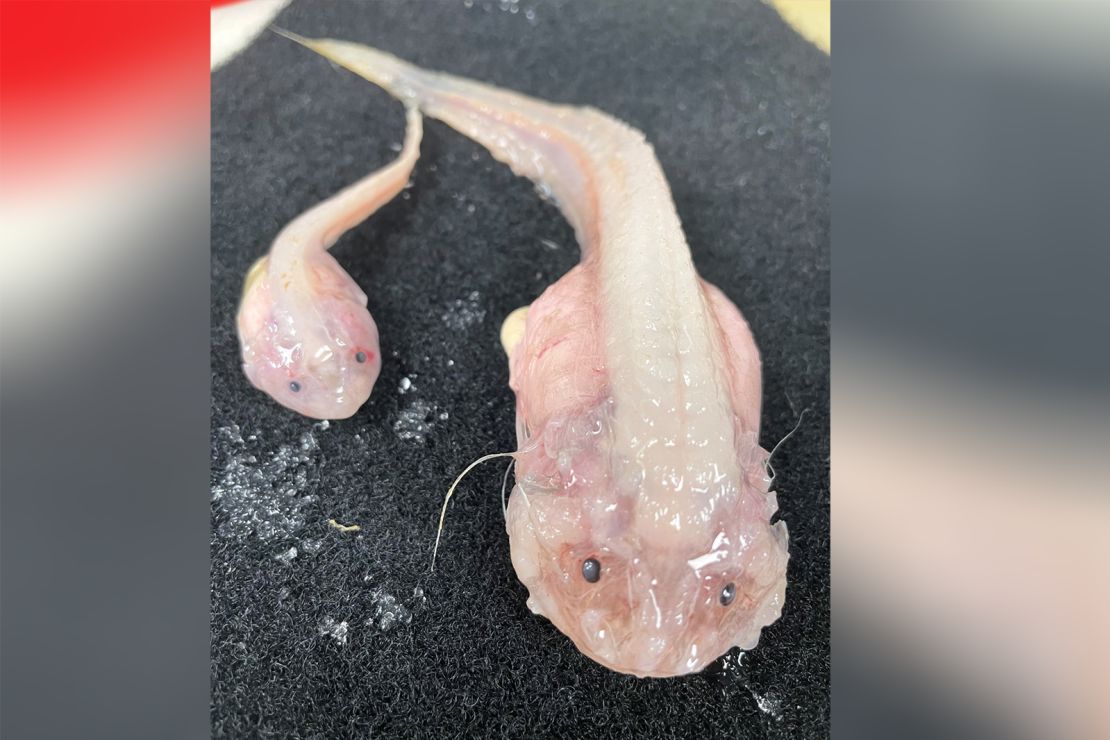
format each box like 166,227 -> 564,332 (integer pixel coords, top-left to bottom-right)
500,305 -> 530,356
769,0 -> 830,54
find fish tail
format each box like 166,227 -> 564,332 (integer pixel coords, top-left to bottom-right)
272,28 -> 433,106
276,31 -> 604,247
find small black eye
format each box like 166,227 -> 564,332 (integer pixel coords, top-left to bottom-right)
720,582 -> 736,606
355,351 -> 367,364
289,381 -> 301,393
581,558 -> 601,583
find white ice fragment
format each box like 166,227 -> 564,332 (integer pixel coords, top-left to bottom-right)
317,616 -> 349,645
394,400 -> 437,444
218,424 -> 245,446
299,432 -> 318,452
212,432 -> 319,541
368,588 -> 412,631
750,689 -> 782,720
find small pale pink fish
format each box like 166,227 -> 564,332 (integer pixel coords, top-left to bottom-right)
236,106 -> 422,419
283,32 -> 788,677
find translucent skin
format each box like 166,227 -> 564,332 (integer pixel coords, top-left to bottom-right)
290,35 -> 788,676
506,271 -> 788,677
236,108 -> 421,419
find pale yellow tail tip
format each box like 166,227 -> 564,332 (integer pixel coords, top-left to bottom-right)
500,305 -> 529,357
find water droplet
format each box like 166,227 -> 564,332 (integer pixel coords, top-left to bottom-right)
441,292 -> 486,330
533,182 -> 554,202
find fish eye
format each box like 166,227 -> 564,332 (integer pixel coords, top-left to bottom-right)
289,381 -> 301,393
355,351 -> 367,364
581,557 -> 601,583
720,582 -> 736,606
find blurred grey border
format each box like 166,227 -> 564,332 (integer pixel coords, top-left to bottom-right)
835,0 -> 1110,396
0,104 -> 211,740
3,2 -> 1109,739
834,2 -> 1109,740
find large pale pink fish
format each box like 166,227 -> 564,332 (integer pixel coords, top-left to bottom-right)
284,32 -> 788,677
237,106 -> 422,419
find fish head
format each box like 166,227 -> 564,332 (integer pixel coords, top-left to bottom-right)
236,256 -> 381,419
505,403 -> 789,678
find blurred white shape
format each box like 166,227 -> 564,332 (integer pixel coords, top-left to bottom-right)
835,335 -> 1110,740
914,2 -> 1110,82
0,150 -> 202,373
211,0 -> 292,70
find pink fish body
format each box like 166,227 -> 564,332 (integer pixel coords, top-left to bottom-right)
289,34 -> 788,677
237,107 -> 422,419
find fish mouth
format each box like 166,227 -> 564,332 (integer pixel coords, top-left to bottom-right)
572,626 -> 714,678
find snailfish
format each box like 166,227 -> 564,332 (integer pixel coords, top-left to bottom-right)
236,106 -> 422,419
285,33 -> 788,677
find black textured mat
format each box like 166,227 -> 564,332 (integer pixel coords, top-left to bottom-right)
211,1 -> 829,737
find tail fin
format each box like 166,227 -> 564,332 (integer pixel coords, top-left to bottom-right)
271,27 -> 428,105
273,31 -> 622,249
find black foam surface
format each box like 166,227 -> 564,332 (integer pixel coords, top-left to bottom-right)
211,1 -> 829,737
